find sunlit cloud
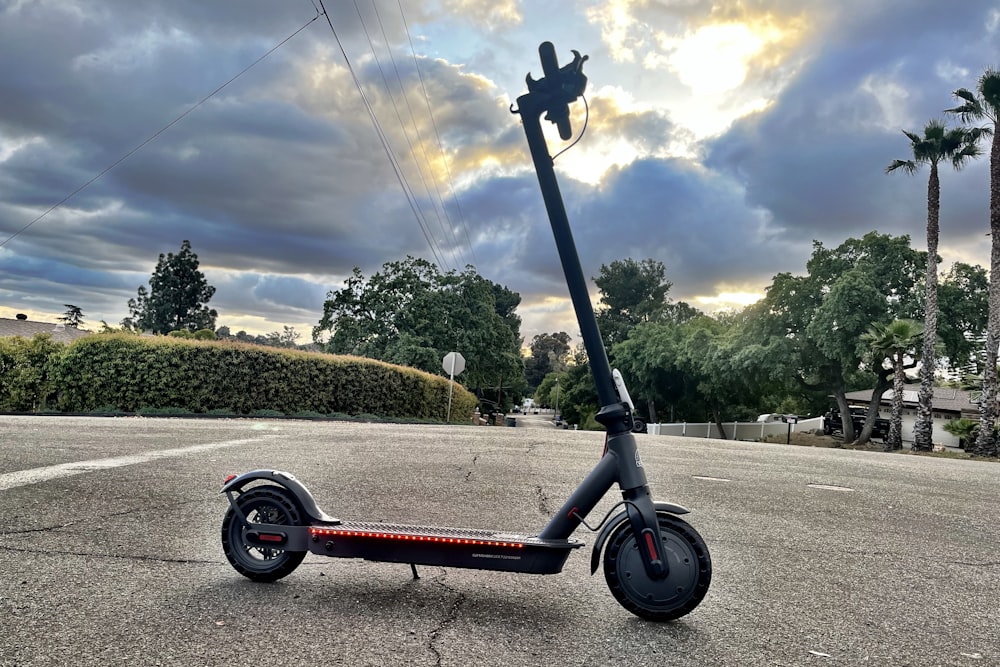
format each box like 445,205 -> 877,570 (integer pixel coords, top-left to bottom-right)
439,0 -> 522,30
857,68 -> 915,132
653,23 -> 768,95
586,0 -> 647,63
691,290 -> 763,312
586,3 -> 809,140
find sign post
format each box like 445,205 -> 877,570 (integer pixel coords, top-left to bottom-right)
442,352 -> 466,422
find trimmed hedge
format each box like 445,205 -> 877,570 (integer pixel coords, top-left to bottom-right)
0,334 -> 64,411
4,333 -> 476,423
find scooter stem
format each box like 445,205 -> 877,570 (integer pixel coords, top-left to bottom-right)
512,43 -> 667,579
511,45 -> 620,421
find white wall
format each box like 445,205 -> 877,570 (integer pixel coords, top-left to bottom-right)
648,413 -> 963,449
648,417 -> 824,440
898,410 -> 961,448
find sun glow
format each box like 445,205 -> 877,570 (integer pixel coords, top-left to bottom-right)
693,291 -> 763,312
656,23 -> 768,95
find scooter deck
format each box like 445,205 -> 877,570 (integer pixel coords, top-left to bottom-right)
308,520 -> 584,574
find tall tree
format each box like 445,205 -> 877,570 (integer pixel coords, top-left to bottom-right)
123,240 -> 217,334
948,68 -> 1000,457
937,263 -> 990,378
524,332 -> 571,389
58,304 -> 84,328
743,233 -> 925,445
886,119 -> 981,452
551,345 -> 597,427
593,258 -> 672,349
863,320 -> 924,451
313,257 -> 523,396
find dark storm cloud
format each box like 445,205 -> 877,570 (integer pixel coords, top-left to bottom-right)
571,158 -> 790,291
459,155 -> 796,309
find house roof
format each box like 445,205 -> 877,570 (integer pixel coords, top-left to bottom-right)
845,384 -> 981,415
0,317 -> 92,344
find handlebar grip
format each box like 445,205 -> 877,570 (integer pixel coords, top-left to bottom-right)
539,42 -> 574,139
539,41 -> 559,78
556,116 -> 573,140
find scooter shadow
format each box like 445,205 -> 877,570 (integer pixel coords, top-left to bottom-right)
202,562 -> 706,639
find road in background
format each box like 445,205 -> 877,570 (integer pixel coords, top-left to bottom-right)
1,415 -> 997,666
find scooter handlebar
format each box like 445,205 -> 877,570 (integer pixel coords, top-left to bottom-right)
537,41 -> 582,140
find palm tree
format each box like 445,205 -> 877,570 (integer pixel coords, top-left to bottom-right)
886,120 -> 981,452
863,320 -> 925,451
948,67 -> 1000,457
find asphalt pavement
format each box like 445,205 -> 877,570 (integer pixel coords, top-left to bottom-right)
1,415 -> 997,666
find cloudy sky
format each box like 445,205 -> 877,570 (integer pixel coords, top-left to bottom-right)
1,0 -> 998,345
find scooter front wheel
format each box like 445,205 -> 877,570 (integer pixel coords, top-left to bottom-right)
603,513 -> 711,621
221,485 -> 307,582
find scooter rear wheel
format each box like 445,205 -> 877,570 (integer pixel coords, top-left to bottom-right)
603,513 -> 711,621
222,485 -> 307,582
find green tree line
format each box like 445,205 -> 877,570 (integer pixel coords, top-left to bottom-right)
529,241 -> 990,451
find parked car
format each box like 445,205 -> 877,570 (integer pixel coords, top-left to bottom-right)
756,413 -> 797,424
823,406 -> 890,440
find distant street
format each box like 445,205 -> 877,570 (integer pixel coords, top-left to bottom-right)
1,415 -> 997,666
507,410 -> 557,428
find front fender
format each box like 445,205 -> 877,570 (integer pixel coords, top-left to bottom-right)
589,501 -> 689,575
221,469 -> 339,524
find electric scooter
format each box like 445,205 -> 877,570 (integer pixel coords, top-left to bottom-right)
220,42 -> 712,621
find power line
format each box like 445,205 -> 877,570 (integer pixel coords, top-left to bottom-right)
0,7 -> 322,250
351,0 -> 456,271
369,0 -> 469,269
396,0 -> 478,267
316,0 -> 447,270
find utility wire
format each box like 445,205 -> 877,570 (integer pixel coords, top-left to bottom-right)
396,0 -> 478,267
317,0 -> 446,270
370,0 -> 469,269
352,0 -> 456,271
0,7 -> 322,250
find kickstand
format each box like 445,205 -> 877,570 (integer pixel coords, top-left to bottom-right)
410,563 -> 420,580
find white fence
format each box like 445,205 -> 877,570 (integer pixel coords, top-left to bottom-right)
647,416 -> 825,441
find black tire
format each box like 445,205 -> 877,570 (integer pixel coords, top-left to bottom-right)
221,486 -> 307,582
603,513 -> 712,621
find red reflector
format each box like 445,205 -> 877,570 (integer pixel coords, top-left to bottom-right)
224,474 -> 237,484
258,534 -> 284,543
643,531 -> 658,559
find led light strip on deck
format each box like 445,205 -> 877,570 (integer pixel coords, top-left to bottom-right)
310,527 -> 525,548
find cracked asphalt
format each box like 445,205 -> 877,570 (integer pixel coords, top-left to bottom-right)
1,415 -> 998,666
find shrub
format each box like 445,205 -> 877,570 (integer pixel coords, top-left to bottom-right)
52,334 -> 477,422
0,334 -> 64,411
943,417 -> 979,449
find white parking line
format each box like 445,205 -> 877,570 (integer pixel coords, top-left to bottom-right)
0,437 -> 268,491
807,483 -> 854,492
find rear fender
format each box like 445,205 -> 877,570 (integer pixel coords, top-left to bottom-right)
221,469 -> 339,524
589,501 -> 689,575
